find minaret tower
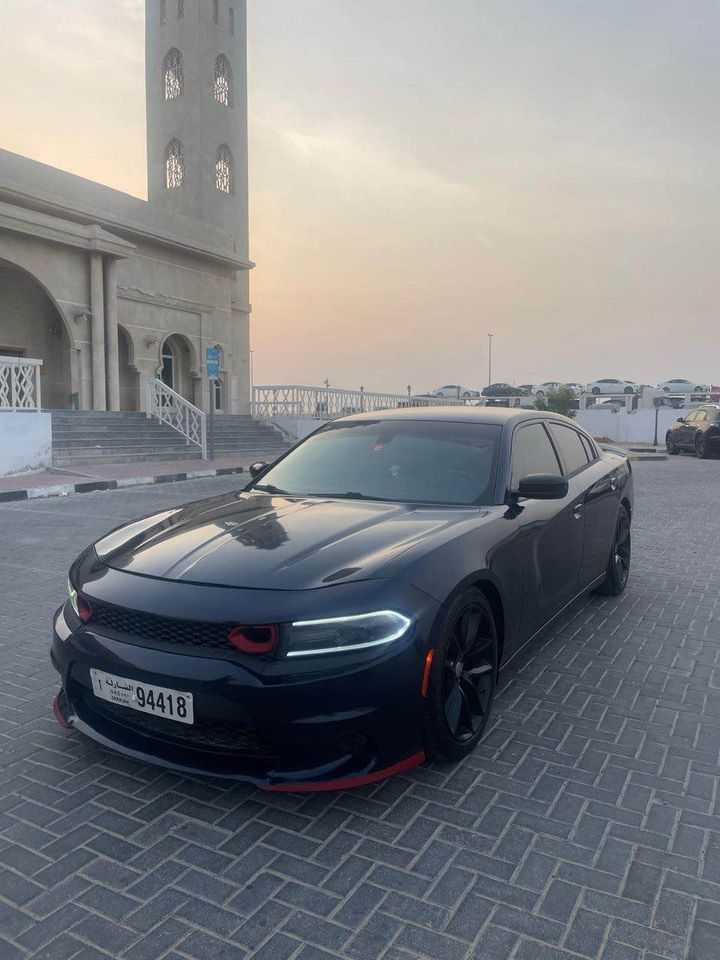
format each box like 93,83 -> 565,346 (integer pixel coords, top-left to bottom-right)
145,0 -> 248,257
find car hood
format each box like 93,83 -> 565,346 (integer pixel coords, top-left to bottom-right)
95,491 -> 482,590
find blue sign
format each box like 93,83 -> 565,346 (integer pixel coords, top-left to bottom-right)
206,347 -> 220,380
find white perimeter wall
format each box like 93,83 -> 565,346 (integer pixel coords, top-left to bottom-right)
0,413 -> 52,476
576,408 -> 681,444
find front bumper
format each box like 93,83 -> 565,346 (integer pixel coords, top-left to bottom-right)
51,587 -> 437,790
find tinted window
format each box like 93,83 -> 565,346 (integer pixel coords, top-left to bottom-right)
579,433 -> 596,460
254,419 -> 502,506
684,410 -> 698,422
695,410 -> 708,422
548,423 -> 590,475
511,423 -> 561,488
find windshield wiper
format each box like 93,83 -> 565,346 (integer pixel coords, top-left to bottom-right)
252,483 -> 290,495
313,491 -> 393,502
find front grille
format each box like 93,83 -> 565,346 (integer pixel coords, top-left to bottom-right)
90,601 -> 236,654
87,694 -> 275,756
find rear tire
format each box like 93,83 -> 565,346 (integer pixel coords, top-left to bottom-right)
624,386 -> 634,394
595,505 -> 631,596
423,590 -> 497,762
666,433 -> 679,455
535,390 -> 544,397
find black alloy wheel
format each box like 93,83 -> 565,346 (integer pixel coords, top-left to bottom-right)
666,433 -> 679,455
624,386 -> 634,394
592,387 -> 601,395
424,589 -> 498,761
696,433 -> 709,459
596,505 -> 631,596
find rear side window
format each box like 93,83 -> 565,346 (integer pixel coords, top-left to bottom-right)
511,423 -> 562,488
548,423 -> 590,475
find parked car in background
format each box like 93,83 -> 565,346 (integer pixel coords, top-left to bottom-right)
666,404 -> 720,458
518,384 -> 535,394
587,379 -> 642,395
432,385 -> 479,398
532,381 -> 564,397
564,383 -> 585,397
481,383 -> 527,398
658,379 -> 711,397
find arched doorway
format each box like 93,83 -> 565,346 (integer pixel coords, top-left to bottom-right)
0,258 -> 74,409
118,326 -> 140,411
160,334 -> 195,402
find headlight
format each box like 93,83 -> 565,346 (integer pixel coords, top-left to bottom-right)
286,610 -> 412,657
67,577 -> 92,622
68,578 -> 79,617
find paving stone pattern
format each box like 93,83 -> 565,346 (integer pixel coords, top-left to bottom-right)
1,459 -> 720,959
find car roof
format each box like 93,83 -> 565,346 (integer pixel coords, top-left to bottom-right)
337,406 -> 573,426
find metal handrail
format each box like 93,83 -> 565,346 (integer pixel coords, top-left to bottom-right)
251,384 -> 485,420
145,379 -> 207,458
0,356 -> 42,411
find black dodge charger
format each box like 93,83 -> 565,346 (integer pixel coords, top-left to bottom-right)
52,408 -> 633,791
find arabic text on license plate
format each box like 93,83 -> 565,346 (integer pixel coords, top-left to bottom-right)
90,669 -> 194,724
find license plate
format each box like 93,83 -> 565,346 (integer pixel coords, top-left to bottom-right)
90,669 -> 194,725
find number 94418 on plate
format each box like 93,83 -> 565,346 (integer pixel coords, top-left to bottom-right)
90,668 -> 194,724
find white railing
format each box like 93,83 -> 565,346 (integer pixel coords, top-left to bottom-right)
251,385 -> 484,420
146,379 -> 207,458
0,356 -> 42,411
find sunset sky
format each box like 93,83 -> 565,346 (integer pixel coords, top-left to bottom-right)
1,0 -> 718,392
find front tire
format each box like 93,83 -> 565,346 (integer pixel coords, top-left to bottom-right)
535,390 -> 544,398
592,387 -> 601,395
696,434 -> 710,459
596,505 -> 631,596
666,433 -> 679,455
624,386 -> 634,394
423,590 -> 497,762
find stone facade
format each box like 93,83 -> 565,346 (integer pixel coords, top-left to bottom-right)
0,0 -> 252,413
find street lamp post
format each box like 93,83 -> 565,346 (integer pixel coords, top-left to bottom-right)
487,333 -> 494,387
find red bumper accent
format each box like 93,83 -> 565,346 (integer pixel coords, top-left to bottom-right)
261,751 -> 425,793
52,693 -> 73,730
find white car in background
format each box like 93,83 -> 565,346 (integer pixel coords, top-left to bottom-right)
587,378 -> 643,395
432,384 -> 479,398
658,378 -> 711,396
531,381 -> 563,397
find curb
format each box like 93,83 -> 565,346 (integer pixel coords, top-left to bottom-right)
0,465 -> 246,504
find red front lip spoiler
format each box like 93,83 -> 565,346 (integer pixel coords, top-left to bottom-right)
261,751 -> 425,792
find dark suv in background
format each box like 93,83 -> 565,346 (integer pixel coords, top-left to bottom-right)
666,405 -> 720,458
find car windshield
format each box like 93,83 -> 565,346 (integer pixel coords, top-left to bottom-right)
251,419 -> 502,505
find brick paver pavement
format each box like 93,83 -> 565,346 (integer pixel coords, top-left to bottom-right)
1,458 -> 720,960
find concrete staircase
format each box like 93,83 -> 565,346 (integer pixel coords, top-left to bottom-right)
51,411 -> 290,469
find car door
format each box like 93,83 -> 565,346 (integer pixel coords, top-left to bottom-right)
509,421 -> 585,636
677,409 -> 698,447
549,425 -> 618,588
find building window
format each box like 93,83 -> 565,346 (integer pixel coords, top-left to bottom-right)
215,144 -> 233,193
164,138 -> 185,189
163,48 -> 184,100
213,0 -> 219,25
178,0 -> 184,17
160,0 -> 166,24
214,55 -> 233,107
229,6 -> 234,35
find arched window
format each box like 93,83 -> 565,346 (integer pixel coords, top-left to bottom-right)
160,0 -> 166,24
178,0 -> 184,17
229,7 -> 235,35
213,0 -> 219,25
164,139 -> 185,189
214,55 -> 233,107
215,144 -> 233,194
163,48 -> 183,100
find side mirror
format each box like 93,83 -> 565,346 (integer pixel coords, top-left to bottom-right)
676,417 -> 685,423
249,461 -> 269,479
516,474 -> 569,500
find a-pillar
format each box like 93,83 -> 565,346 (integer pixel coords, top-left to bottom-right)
104,258 -> 120,411
90,252 -> 107,411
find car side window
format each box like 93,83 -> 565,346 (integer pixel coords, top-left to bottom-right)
684,410 -> 698,422
548,423 -> 590,476
695,410 -> 708,422
579,433 -> 597,461
511,423 -> 562,488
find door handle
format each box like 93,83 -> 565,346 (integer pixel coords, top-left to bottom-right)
573,504 -> 583,520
